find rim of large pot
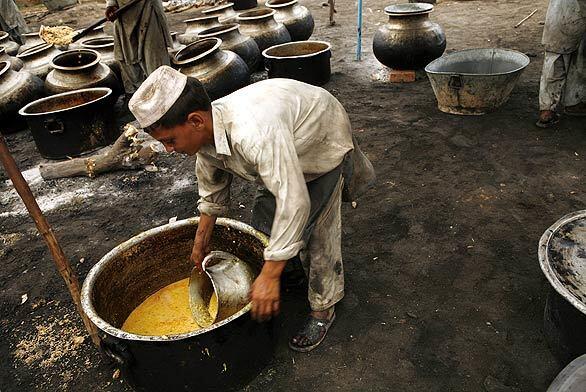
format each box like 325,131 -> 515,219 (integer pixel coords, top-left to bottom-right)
266,0 -> 298,9
80,217 -> 270,342
262,40 -> 331,59
23,32 -> 41,38
50,49 -> 101,71
198,23 -> 240,39
424,48 -> 530,77
202,2 -> 234,14
183,14 -> 220,24
0,31 -> 8,41
538,210 -> 586,316
16,43 -> 54,59
19,87 -> 112,116
384,3 -> 433,16
238,8 -> 276,20
174,37 -> 222,66
0,61 -> 10,77
80,36 -> 114,49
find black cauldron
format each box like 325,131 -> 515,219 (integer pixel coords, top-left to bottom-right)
19,87 -> 117,159
262,40 -> 331,86
81,218 -> 275,392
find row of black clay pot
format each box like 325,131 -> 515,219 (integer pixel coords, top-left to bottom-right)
178,1 -> 313,47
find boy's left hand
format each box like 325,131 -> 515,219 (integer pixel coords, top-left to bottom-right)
250,260 -> 286,321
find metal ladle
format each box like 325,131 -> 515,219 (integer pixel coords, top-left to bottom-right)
188,250 -> 256,328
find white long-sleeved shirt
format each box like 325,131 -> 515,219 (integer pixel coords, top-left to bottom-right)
196,78 -> 354,261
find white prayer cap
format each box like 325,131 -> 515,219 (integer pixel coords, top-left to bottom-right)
128,65 -> 188,129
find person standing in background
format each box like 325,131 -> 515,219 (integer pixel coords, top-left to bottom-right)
0,0 -> 29,45
537,0 -> 586,128
105,0 -> 172,96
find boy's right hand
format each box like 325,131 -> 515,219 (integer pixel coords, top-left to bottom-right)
190,246 -> 207,271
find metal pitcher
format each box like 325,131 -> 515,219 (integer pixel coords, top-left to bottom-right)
189,250 -> 255,327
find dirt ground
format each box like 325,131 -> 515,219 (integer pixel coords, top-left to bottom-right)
1,0 -> 585,390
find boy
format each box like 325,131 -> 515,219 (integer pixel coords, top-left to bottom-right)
129,66 -> 375,351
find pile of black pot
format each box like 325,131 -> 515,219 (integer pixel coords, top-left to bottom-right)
173,1 -> 332,100
0,26 -> 125,159
1,1 -> 334,158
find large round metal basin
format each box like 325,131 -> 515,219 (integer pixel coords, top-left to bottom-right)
425,48 -> 529,115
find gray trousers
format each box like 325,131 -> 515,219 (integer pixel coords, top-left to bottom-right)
251,165 -> 345,312
539,41 -> 586,111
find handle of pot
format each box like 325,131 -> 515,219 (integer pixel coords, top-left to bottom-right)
448,74 -> 463,90
45,118 -> 65,134
100,335 -> 133,369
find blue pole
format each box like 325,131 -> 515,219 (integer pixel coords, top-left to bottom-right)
356,0 -> 363,60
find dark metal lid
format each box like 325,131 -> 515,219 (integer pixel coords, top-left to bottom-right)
539,210 -> 586,315
384,3 -> 433,16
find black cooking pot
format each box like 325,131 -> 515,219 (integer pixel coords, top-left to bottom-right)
81,217 -> 275,392
232,0 -> 257,10
19,87 -> 117,159
262,40 -> 331,86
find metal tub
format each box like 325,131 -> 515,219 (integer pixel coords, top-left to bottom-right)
425,48 -> 529,115
81,217 -> 275,392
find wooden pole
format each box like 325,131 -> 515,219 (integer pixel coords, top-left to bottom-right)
0,133 -> 100,347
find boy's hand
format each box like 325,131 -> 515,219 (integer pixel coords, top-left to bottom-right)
105,6 -> 119,21
192,213 -> 216,270
250,260 -> 286,321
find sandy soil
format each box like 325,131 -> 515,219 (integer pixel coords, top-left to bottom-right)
1,0 -> 585,391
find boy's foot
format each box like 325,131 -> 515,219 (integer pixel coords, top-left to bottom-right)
536,110 -> 560,128
289,308 -> 335,352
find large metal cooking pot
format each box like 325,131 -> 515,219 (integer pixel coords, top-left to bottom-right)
167,31 -> 186,58
0,61 -> 44,133
237,8 -> 291,53
174,38 -> 250,101
45,49 -> 121,95
80,36 -> 121,80
373,3 -> 445,70
19,87 -> 117,159
69,24 -> 108,51
0,31 -> 20,56
202,2 -> 238,23
81,217 -> 275,392
0,46 -> 23,71
19,32 -> 44,53
232,0 -> 257,11
263,40 -> 331,85
266,0 -> 314,41
178,15 -> 221,46
16,43 -> 61,79
540,211 -> 586,362
425,48 -> 530,115
198,23 -> 261,72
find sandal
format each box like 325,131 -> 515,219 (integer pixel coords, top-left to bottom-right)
535,112 -> 560,128
289,312 -> 336,352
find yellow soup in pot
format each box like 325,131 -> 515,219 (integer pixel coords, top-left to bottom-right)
122,278 -> 218,336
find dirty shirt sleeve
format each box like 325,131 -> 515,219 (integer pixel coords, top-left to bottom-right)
195,154 -> 233,217
106,0 -> 118,7
245,128 -> 311,262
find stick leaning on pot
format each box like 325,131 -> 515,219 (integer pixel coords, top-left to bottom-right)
0,132 -> 100,347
